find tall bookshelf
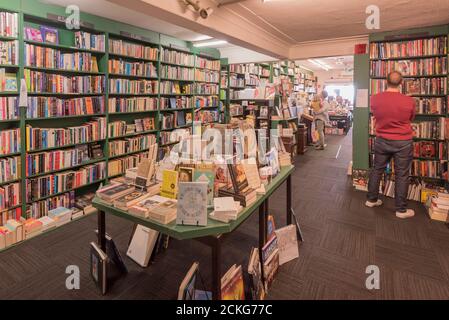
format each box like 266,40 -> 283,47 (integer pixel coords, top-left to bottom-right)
367,25 -> 449,189
0,0 -> 221,228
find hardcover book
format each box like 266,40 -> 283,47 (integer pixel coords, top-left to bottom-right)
193,168 -> 215,208
221,264 -> 245,300
160,170 -> 179,199
177,182 -> 208,226
96,183 -> 135,202
90,242 -> 108,295
178,262 -> 199,300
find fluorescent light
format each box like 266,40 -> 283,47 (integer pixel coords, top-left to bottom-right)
192,35 -> 213,42
193,40 -> 228,47
298,65 -> 313,72
307,59 -> 331,71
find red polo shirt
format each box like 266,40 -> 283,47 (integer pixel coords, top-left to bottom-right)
371,91 -> 416,140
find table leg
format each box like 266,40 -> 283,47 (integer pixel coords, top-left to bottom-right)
287,175 -> 305,242
211,236 -> 222,300
258,201 -> 266,285
98,210 -> 106,252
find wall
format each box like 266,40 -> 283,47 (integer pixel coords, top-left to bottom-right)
313,69 -> 353,92
218,45 -> 277,64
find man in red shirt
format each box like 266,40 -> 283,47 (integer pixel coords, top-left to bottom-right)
365,71 -> 416,219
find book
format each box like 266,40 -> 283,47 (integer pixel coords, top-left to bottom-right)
126,224 -> 159,268
40,26 -> 59,44
274,225 -> 299,265
177,182 -> 208,226
227,162 -> 250,193
160,170 -> 178,199
90,242 -> 108,295
48,207 -> 72,227
129,195 -> 177,224
193,168 -> 215,208
247,247 -> 265,300
221,264 -> 245,300
178,262 -> 199,300
218,185 -> 257,207
94,230 -> 128,275
263,248 -> 279,290
113,190 -> 150,211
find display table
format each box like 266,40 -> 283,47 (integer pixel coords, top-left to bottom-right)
93,165 -> 303,300
328,114 -> 352,135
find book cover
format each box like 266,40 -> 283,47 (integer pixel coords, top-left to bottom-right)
90,242 -> 108,295
177,182 -> 208,226
274,225 -> 299,265
221,265 -> 245,300
160,170 -> 178,199
177,262 -> 199,300
227,162 -> 249,194
193,169 -> 214,208
40,26 -> 59,44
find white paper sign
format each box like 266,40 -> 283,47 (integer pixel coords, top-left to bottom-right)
19,79 -> 28,108
356,89 -> 368,108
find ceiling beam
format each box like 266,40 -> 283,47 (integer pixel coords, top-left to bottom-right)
107,0 -> 290,58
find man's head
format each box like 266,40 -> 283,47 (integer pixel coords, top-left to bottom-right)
387,71 -> 403,89
321,90 -> 328,100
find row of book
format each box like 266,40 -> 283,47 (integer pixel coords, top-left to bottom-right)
108,97 -> 157,113
109,39 -> 158,60
25,143 -> 103,177
109,78 -> 158,94
26,191 -> 75,219
0,207 -> 21,228
26,161 -> 106,202
0,96 -> 18,120
108,152 -> 148,177
161,48 -> 194,67
160,65 -> 194,81
382,178 -> 422,202
26,117 -> 107,151
230,75 -> 245,88
194,83 -> 219,95
370,57 -> 447,77
108,119 -> 154,138
108,134 -> 156,157
160,81 -> 193,95
229,63 -> 264,75
24,44 -> 100,72
195,96 -> 219,109
26,96 -> 105,118
370,36 -> 447,59
0,182 -> 20,211
160,96 -> 194,110
415,97 -> 447,115
245,74 -> 260,86
412,119 -> 446,140
25,70 -> 105,94
159,128 -> 190,146
195,110 -> 219,123
161,112 -> 192,129
0,156 -> 20,184
411,160 -> 447,179
195,70 -> 219,83
370,77 -> 447,95
0,128 -> 20,155
413,141 -> 447,159
109,59 -> 157,78
75,31 -> 105,52
0,40 -> 18,65
0,11 -> 18,38
195,57 -> 220,71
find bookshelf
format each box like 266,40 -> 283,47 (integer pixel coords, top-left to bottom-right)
367,26 -> 449,187
0,0 -> 222,230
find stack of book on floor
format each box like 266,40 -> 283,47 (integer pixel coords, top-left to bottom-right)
221,264 -> 245,300
427,192 -> 449,222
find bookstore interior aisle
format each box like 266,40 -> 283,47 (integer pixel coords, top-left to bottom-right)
1,130 -> 449,299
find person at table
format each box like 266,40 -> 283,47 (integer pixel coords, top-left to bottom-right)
366,71 -> 416,219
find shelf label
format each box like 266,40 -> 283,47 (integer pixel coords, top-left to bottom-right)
119,31 -> 154,43
46,13 -> 94,29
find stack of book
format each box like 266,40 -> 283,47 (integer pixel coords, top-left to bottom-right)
428,192 -> 449,222
129,195 -> 177,224
209,197 -> 242,223
218,163 -> 257,207
48,207 -> 72,227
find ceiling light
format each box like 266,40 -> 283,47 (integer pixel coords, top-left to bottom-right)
193,40 -> 228,47
307,59 -> 329,71
298,65 -> 313,72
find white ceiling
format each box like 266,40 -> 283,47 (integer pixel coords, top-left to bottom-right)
42,0 -> 212,42
297,55 -> 354,72
221,0 -> 449,43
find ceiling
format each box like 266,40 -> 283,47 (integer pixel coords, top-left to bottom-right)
42,0 -> 212,42
218,0 -> 449,43
297,55 -> 354,72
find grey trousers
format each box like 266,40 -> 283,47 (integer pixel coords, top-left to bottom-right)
367,137 -> 413,213
315,120 -> 325,147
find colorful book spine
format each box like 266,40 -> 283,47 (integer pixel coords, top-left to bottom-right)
0,182 -> 20,211
0,128 -> 20,155
109,59 -> 157,78
109,78 -> 158,94
108,134 -> 155,157
26,191 -> 75,219
74,31 -> 105,52
195,96 -> 219,108
0,156 -> 20,184
370,37 -> 448,59
0,12 -> 18,38
161,48 -> 194,66
195,57 -> 220,71
160,96 -> 194,109
108,97 -> 157,113
0,96 -> 18,120
160,81 -> 194,94
160,65 -> 194,81
0,207 -> 21,226
195,83 -> 219,95
414,97 -> 447,115
26,161 -> 106,202
108,152 -> 148,177
24,69 -> 105,94
26,96 -> 105,118
108,39 -> 158,60
371,77 -> 447,95
0,40 -> 18,65
195,69 -> 219,83
195,110 -> 219,123
370,57 -> 448,77
26,117 -> 106,151
25,44 -> 100,72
